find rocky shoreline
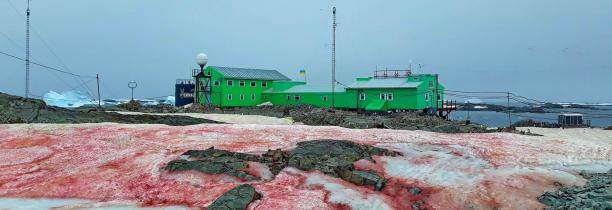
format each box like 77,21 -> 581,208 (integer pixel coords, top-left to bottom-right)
0,92 -> 220,126
123,104 -> 489,133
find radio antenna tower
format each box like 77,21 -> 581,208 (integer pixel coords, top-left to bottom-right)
331,7 -> 337,108
25,0 -> 31,98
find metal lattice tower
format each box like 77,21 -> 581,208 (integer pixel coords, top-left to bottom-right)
25,0 -> 31,98
331,7 -> 336,108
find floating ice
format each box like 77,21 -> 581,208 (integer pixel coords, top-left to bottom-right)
43,90 -> 96,108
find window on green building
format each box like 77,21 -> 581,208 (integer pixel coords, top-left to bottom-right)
251,94 -> 256,101
251,81 -> 256,87
359,93 -> 365,100
262,82 -> 268,87
228,94 -> 233,100
227,80 -> 234,86
379,93 -> 386,100
387,93 -> 394,101
295,95 -> 301,101
239,81 -> 245,87
240,94 -> 245,100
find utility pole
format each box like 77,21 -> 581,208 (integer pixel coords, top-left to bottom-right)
25,0 -> 31,98
96,74 -> 101,109
467,101 -> 471,122
507,91 -> 512,128
435,74 -> 439,111
331,7 -> 336,109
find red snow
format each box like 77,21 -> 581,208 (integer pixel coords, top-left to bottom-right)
0,123 -> 607,209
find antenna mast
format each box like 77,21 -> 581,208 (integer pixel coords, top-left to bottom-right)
25,0 -> 31,98
331,7 -> 336,108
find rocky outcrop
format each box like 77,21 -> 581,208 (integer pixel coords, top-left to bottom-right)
287,140 -> 399,190
0,92 -> 221,126
164,159 -> 259,181
538,170 -> 612,209
207,184 -> 261,210
130,104 -> 488,133
164,140 -> 401,191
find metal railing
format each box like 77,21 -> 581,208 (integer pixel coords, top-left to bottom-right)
373,70 -> 412,78
176,79 -> 194,85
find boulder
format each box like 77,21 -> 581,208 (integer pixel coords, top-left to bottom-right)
207,184 -> 261,210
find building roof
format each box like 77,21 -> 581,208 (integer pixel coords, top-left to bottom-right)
347,78 -> 422,89
210,66 -> 290,81
265,83 -> 346,93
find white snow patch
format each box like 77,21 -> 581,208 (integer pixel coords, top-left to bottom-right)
304,173 -> 392,210
380,144 -> 490,187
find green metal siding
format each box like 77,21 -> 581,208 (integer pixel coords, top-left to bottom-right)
194,66 -> 446,111
265,91 -> 356,108
197,66 -> 275,107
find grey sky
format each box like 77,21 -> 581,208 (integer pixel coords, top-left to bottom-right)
1,0 -> 611,102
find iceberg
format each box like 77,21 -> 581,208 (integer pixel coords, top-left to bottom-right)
43,90 -> 97,108
43,90 -> 175,108
464,98 -> 484,104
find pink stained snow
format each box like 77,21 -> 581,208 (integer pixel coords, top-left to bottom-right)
0,123 -> 610,210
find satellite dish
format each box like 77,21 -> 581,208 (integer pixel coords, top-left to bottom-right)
196,53 -> 208,67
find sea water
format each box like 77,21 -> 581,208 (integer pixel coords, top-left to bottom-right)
449,107 -> 612,128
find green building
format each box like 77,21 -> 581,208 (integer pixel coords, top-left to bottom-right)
193,66 -> 290,106
194,67 -> 446,112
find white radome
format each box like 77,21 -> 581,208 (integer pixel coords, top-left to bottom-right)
196,53 -> 208,66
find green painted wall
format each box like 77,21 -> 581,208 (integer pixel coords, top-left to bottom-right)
409,74 -> 444,110
194,67 -> 446,111
196,66 -> 275,107
265,91 -> 356,108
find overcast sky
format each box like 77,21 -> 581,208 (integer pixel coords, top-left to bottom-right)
1,0 -> 611,102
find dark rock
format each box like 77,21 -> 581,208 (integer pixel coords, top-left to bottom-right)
164,158 -> 258,181
183,147 -> 261,161
344,170 -> 386,191
118,100 -> 141,111
409,187 -> 422,195
412,200 -> 425,210
538,169 -> 612,209
165,140 -> 402,191
260,149 -> 288,175
0,92 -> 222,126
287,140 -> 399,190
207,184 -> 261,210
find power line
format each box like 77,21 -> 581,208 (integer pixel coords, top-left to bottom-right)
446,90 -> 508,94
0,50 -> 93,78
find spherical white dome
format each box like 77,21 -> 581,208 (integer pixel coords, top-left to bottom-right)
196,53 -> 208,66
